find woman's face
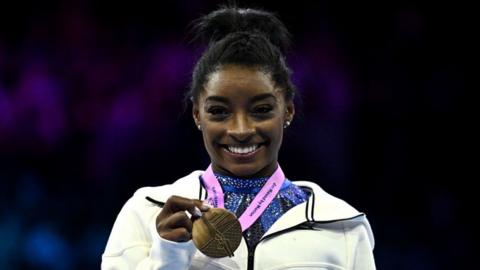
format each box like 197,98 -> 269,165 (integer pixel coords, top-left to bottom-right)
193,65 -> 294,178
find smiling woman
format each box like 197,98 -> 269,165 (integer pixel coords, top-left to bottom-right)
102,5 -> 376,270
194,65 -> 293,178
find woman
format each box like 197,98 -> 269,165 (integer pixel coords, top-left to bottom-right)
102,6 -> 376,270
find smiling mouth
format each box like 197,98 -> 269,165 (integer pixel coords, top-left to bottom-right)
220,143 -> 267,155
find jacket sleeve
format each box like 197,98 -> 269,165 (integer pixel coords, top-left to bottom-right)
345,217 -> 376,270
101,194 -> 197,269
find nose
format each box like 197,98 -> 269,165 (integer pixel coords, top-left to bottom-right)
226,113 -> 255,142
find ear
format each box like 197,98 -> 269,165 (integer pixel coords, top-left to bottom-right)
284,100 -> 295,123
192,103 -> 200,127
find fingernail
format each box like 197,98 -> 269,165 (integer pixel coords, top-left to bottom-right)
193,206 -> 202,217
200,203 -> 212,211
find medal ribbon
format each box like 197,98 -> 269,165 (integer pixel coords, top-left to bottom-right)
201,164 -> 285,232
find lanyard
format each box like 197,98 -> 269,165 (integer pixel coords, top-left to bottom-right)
201,164 -> 285,232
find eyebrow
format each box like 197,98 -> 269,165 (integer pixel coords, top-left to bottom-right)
205,93 -> 277,104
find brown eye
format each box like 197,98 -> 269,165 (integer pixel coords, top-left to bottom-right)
253,105 -> 273,114
207,106 -> 229,116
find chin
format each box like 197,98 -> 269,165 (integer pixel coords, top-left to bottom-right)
225,163 -> 266,178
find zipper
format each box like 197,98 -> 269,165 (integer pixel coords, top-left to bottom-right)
246,224 -> 308,270
246,186 -> 314,270
247,247 -> 254,270
245,216 -> 366,270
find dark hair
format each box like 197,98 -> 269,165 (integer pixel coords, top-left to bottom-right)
186,6 -> 296,105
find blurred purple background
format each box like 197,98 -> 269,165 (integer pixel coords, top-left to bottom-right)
0,1 -> 472,269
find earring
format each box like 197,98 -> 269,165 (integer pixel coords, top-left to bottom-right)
283,121 -> 291,129
197,124 -> 202,131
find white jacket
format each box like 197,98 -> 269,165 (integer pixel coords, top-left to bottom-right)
102,170 -> 376,270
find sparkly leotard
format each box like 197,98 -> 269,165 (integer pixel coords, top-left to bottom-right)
212,173 -> 308,248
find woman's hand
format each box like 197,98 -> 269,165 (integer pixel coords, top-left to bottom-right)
156,195 -> 210,242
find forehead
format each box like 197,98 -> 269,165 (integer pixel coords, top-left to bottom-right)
202,65 -> 282,102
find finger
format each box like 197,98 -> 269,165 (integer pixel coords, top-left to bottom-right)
193,199 -> 211,212
164,195 -> 203,217
159,227 -> 191,242
201,200 -> 214,210
162,211 -> 193,233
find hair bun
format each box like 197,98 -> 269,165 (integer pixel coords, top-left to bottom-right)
193,7 -> 291,53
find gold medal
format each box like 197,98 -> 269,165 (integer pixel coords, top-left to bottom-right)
192,208 -> 242,258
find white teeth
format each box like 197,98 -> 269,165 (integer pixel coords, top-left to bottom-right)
227,144 -> 259,154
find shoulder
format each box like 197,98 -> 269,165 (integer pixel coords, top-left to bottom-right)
112,169 -> 204,224
129,170 -> 205,207
292,180 -> 375,248
106,170 -> 204,241
102,170 -> 204,257
292,180 -> 360,220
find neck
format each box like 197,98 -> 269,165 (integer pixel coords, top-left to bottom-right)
211,163 -> 278,179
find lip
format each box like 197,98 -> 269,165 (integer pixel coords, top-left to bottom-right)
220,143 -> 266,160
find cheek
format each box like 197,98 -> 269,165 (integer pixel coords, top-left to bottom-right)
201,132 -> 217,157
272,118 -> 285,141
261,120 -> 284,142
201,125 -> 222,145
273,128 -> 284,146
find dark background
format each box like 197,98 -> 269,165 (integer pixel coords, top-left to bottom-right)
0,0 -> 473,269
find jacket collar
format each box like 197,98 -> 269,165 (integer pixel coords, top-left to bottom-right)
261,180 -> 364,238
169,171 -> 364,220
154,171 -> 370,243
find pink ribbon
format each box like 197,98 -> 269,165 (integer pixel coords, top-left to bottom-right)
202,164 -> 285,232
